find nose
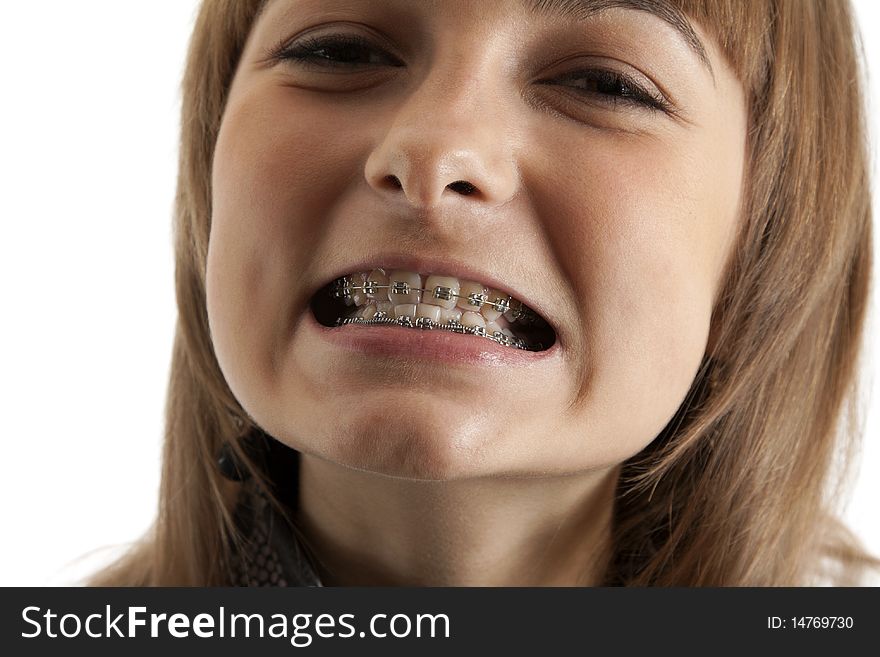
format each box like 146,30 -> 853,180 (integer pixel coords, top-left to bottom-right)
364,72 -> 520,211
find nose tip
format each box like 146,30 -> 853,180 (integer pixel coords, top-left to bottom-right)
364,104 -> 519,211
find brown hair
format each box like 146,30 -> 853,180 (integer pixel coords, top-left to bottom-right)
89,0 -> 878,586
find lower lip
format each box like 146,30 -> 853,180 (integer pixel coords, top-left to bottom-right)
307,311 -> 558,367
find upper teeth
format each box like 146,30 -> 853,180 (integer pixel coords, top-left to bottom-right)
331,268 -> 544,325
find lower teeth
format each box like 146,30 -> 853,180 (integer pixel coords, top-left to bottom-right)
335,312 -> 543,351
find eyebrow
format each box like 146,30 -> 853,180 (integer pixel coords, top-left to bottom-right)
525,0 -> 714,76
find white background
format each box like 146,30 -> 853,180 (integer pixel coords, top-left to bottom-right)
0,2 -> 877,585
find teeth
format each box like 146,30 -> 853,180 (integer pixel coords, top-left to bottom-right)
459,311 -> 486,329
457,281 -> 487,311
345,272 -> 365,307
481,288 -> 509,322
394,303 -> 417,319
329,268 -> 550,351
387,270 -> 423,305
503,298 -> 523,323
415,303 -> 441,322
423,275 -> 460,310
438,307 -> 462,324
364,269 -> 389,299
335,272 -> 535,322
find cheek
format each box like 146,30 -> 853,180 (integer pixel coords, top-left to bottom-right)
206,88 -> 355,406
540,130 -> 740,456
210,88 -> 350,257
586,223 -> 713,453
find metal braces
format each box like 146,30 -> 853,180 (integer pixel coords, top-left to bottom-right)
331,276 -> 544,325
335,311 -> 544,351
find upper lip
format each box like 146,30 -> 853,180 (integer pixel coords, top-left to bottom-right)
315,252 -> 558,334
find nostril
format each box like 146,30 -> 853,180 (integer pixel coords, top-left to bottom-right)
448,180 -> 476,195
385,175 -> 403,189
377,175 -> 478,199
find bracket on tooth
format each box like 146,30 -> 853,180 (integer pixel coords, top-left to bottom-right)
433,286 -> 455,301
332,276 -> 353,299
445,319 -> 467,334
492,297 -> 510,314
494,331 -> 511,346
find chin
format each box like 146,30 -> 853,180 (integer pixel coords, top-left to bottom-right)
307,408 -> 500,482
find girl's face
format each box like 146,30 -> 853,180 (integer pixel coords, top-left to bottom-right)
207,0 -> 746,479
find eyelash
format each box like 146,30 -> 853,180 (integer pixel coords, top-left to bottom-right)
270,34 -> 404,69
268,34 -> 672,113
543,68 -> 671,113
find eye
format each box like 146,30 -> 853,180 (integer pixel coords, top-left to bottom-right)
269,33 -> 404,70
540,68 -> 672,112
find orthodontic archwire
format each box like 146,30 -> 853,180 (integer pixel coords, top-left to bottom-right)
331,276 -> 546,351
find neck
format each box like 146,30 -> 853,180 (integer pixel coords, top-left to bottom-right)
294,454 -> 619,586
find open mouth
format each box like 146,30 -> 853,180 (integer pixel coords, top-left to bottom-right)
310,267 -> 557,352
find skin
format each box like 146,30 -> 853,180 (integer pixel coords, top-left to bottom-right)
206,0 -> 746,585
